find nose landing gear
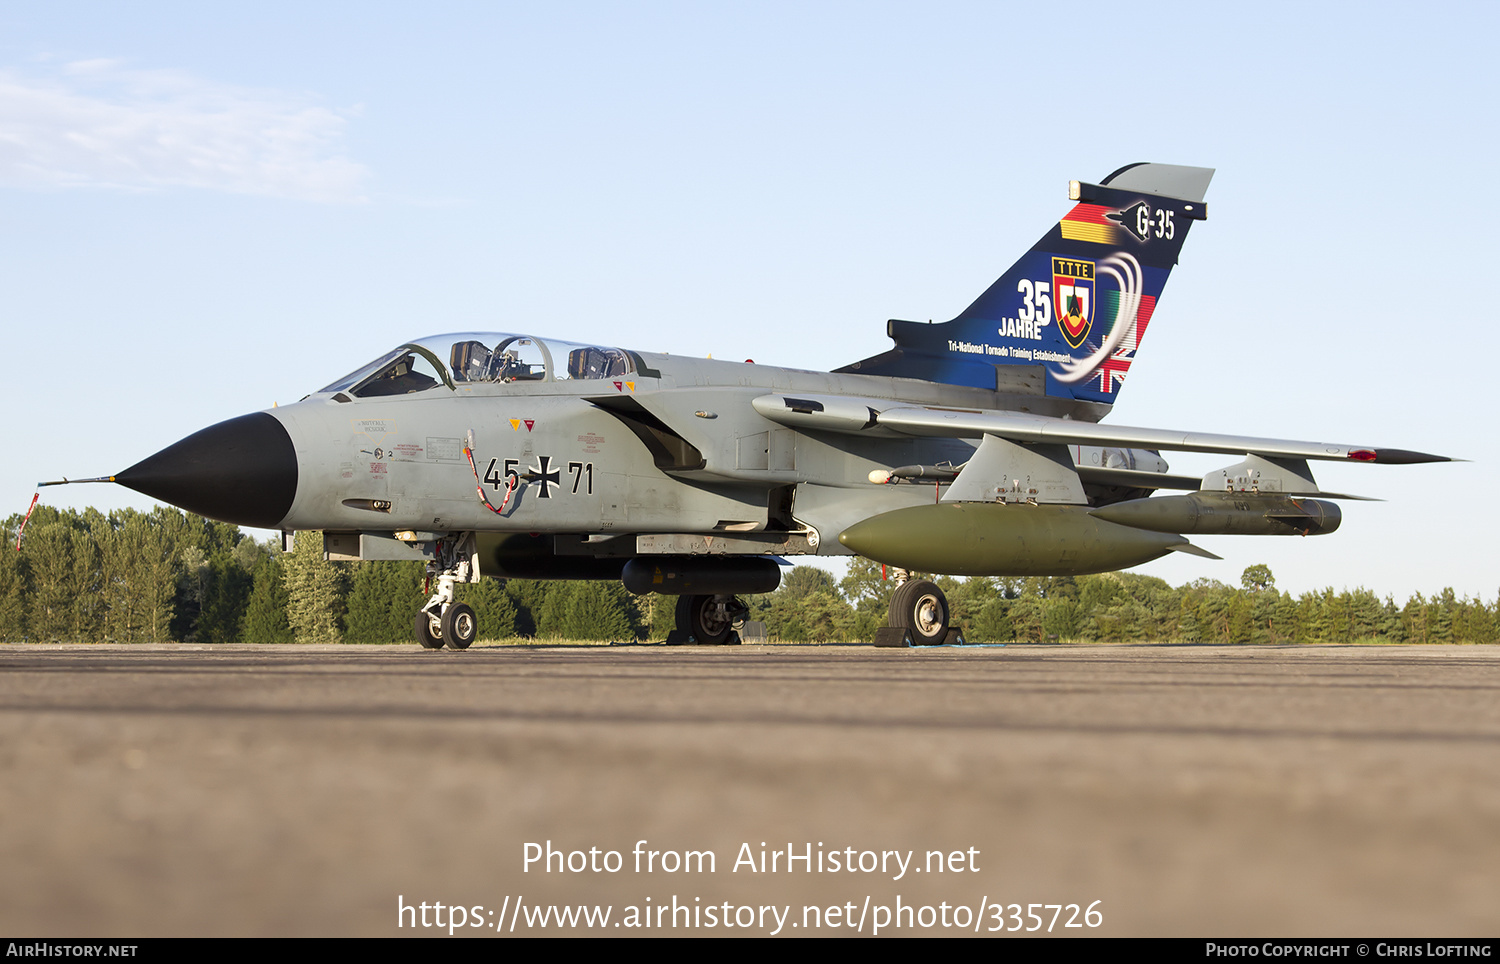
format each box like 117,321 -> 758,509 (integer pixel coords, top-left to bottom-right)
414,534 -> 480,650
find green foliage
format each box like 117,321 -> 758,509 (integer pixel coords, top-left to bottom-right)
282,531 -> 343,644
835,558 -> 902,641
839,557 -> 896,609
629,591 -> 668,641
969,597 -> 1014,642
344,561 -> 426,644
536,581 -> 636,640
756,565 -> 856,641
11,506 -> 178,642
1008,594 -> 1044,643
170,515 -> 253,642
1042,597 -> 1081,639
773,589 -> 851,642
1242,564 -> 1275,593
454,579 -> 518,640
24,512 -> 88,641
196,547 -> 257,644
4,509 -> 1499,647
781,565 -> 837,598
241,548 -> 293,644
505,579 -> 550,637
0,520 -> 27,641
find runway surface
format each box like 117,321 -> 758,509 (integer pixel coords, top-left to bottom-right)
1,642 -> 1496,937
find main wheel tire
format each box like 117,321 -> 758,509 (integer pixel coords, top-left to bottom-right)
415,609 -> 444,649
890,579 -> 948,645
676,594 -> 734,645
441,602 -> 477,650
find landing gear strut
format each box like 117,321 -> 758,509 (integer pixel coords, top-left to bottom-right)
415,534 -> 480,650
673,594 -> 747,645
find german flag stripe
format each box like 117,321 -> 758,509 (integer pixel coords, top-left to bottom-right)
1061,203 -> 1114,225
1060,221 -> 1118,244
1059,202 -> 1121,244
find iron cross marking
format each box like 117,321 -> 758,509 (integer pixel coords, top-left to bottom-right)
530,455 -> 562,498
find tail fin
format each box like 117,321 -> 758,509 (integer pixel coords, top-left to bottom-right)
837,162 -> 1213,409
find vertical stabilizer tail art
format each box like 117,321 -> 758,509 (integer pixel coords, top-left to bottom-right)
838,162 -> 1213,413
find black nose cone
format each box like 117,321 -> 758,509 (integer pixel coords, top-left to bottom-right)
116,412 -> 298,528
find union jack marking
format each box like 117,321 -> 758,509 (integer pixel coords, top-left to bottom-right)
1093,294 -> 1156,395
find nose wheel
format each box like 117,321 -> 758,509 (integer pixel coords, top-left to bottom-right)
415,601 -> 478,650
415,609 -> 444,649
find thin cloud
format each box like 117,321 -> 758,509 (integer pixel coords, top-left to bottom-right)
0,59 -> 370,202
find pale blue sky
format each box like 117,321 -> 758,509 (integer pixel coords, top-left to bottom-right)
4,2 -> 1495,599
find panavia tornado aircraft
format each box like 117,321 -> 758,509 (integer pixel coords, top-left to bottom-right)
67,162 -> 1448,648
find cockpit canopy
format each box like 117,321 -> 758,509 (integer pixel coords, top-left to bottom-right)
319,332 -> 637,398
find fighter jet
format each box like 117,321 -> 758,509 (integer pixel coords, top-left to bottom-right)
75,162 -> 1448,648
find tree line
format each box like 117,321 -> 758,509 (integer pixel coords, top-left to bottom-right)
3,505 -> 1495,645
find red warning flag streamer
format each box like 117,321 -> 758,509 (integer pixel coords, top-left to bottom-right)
14,492 -> 40,551
464,445 -> 517,516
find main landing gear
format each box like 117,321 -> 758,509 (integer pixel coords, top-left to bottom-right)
874,568 -> 954,647
670,594 -> 748,645
415,535 -> 479,650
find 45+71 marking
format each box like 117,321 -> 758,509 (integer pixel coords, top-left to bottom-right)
484,457 -> 593,498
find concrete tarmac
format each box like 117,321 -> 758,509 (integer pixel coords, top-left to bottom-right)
1,642 -> 1497,937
